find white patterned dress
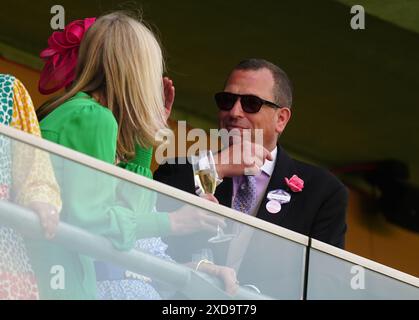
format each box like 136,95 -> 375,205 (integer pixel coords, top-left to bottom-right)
96,237 -> 175,300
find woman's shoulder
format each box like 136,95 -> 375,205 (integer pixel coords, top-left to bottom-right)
41,92 -> 116,131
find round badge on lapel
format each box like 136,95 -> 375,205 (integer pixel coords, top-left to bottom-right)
267,189 -> 291,203
266,200 -> 282,214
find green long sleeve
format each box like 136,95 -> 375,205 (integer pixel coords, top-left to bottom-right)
41,92 -> 170,246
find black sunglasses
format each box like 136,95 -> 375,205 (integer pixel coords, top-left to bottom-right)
214,92 -> 283,114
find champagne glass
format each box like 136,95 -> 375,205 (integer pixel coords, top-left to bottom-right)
191,151 -> 235,243
192,150 -> 217,195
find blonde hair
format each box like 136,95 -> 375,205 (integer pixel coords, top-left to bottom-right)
38,11 -> 167,160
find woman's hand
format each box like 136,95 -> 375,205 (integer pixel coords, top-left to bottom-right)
196,262 -> 239,296
28,201 -> 59,239
163,77 -> 175,120
168,205 -> 226,235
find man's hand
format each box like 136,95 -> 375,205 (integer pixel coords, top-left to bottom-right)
200,193 -> 219,204
28,201 -> 59,240
214,140 -> 273,179
163,77 -> 175,120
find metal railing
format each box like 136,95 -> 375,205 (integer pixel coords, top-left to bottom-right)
0,123 -> 418,299
0,200 -> 271,300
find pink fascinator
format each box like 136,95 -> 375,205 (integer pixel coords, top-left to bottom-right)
38,17 -> 96,95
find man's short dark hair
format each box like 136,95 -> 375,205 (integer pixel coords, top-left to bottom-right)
232,58 -> 293,108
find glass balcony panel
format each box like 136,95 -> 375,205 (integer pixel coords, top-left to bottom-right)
307,243 -> 419,300
0,128 -> 307,300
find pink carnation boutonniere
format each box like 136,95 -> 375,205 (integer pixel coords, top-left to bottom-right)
284,175 -> 304,193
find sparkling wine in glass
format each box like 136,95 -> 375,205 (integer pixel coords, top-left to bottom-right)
192,151 -> 235,243
195,168 -> 217,195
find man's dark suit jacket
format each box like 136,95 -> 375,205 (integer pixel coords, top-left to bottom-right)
154,146 -> 348,297
155,146 -> 348,247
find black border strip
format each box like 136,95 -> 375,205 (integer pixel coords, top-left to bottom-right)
303,237 -> 312,300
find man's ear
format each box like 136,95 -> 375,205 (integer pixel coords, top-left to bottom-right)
275,107 -> 292,135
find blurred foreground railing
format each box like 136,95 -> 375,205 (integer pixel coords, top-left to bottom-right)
0,200 -> 272,300
1,124 -> 418,300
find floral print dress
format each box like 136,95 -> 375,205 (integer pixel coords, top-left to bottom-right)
0,74 -> 61,299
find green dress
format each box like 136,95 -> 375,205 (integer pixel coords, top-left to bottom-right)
26,92 -> 171,299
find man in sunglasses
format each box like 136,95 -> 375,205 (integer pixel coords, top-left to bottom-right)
154,59 -> 348,296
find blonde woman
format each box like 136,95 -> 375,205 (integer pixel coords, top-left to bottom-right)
33,12 -> 238,300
